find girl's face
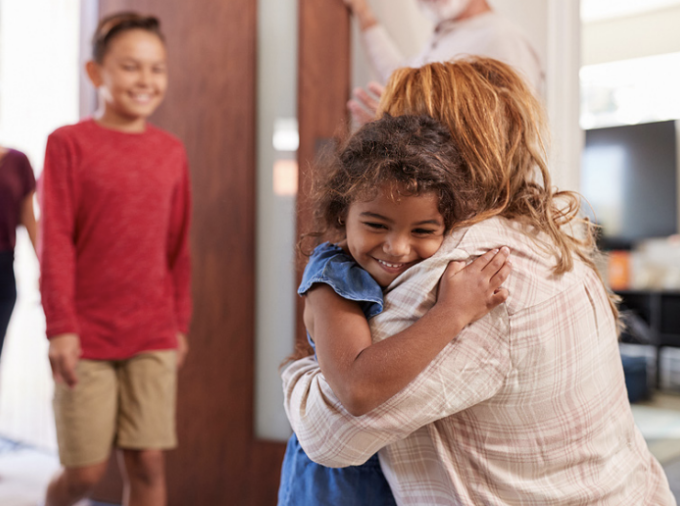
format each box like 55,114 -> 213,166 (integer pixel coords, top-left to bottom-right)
344,188 -> 446,288
88,29 -> 167,129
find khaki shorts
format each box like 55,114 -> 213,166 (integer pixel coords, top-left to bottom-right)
53,350 -> 177,468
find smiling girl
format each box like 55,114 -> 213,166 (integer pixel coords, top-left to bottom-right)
39,12 -> 191,506
278,114 -> 511,505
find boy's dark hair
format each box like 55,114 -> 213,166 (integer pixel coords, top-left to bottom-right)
92,12 -> 164,63
301,113 -> 478,254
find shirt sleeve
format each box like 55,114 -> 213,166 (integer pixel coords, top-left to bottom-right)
38,133 -> 80,338
476,26 -> 545,96
298,243 -> 383,319
361,24 -> 406,84
19,152 -> 36,197
282,306 -> 510,467
167,151 -> 192,335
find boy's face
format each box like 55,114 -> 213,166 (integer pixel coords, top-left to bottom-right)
344,189 -> 446,288
89,29 -> 168,125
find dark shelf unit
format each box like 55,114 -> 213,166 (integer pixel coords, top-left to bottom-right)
617,290 -> 680,388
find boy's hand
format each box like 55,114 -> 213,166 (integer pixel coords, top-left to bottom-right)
177,332 -> 189,369
48,333 -> 81,388
436,247 -> 512,327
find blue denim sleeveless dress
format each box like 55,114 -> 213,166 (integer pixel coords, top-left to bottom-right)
277,243 -> 397,506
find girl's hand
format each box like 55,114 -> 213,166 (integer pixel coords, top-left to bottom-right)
48,333 -> 81,388
435,247 -> 512,327
177,332 -> 189,369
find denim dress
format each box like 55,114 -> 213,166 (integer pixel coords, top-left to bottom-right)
277,243 -> 397,506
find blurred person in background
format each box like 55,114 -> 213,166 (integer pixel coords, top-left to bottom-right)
340,0 -> 544,124
0,146 -> 37,360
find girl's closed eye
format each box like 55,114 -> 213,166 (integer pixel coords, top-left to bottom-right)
413,228 -> 437,235
363,221 -> 387,230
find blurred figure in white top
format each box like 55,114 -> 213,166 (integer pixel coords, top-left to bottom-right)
343,0 -> 544,124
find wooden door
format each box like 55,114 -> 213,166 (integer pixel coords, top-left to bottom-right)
92,1 -> 284,504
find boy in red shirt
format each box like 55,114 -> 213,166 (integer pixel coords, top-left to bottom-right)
39,12 -> 191,506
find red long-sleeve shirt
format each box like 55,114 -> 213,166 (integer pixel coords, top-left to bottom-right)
38,119 -> 192,360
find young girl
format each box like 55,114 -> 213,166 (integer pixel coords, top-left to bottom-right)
278,113 -> 511,505
39,12 -> 190,506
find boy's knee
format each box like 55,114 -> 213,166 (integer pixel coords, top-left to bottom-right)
62,462 -> 108,497
124,449 -> 165,485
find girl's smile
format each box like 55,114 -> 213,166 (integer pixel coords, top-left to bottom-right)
344,189 -> 446,288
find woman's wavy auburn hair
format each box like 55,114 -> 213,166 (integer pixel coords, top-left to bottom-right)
378,57 -> 618,321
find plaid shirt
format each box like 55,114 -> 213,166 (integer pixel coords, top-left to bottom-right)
282,217 -> 674,505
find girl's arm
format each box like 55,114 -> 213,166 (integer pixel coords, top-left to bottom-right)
306,247 -> 511,416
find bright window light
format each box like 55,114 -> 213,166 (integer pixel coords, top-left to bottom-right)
580,52 -> 680,129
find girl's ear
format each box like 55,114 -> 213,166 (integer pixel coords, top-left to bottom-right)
85,60 -> 103,88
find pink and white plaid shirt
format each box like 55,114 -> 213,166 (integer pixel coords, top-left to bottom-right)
282,217 -> 675,505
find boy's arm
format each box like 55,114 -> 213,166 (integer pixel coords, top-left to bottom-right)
39,133 -> 82,387
168,154 -> 192,335
309,247 -> 511,416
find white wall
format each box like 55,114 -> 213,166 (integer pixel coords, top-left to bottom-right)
582,5 -> 680,66
255,0 -> 299,441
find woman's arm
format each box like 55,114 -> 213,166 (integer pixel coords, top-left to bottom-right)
20,191 -> 37,253
307,247 -> 511,416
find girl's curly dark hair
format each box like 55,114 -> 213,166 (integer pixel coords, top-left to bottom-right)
300,113 -> 479,254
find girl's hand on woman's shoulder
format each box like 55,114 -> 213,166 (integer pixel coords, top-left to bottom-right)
435,247 -> 512,329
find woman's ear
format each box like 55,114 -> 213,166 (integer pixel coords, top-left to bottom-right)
85,60 -> 102,88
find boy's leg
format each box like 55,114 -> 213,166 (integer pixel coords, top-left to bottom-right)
116,350 -> 177,506
119,449 -> 166,506
45,460 -> 109,506
47,359 -> 118,506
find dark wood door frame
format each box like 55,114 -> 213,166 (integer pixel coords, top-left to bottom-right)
296,0 -> 352,340
91,1 -> 286,504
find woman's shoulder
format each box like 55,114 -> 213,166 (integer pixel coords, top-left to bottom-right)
3,148 -> 29,164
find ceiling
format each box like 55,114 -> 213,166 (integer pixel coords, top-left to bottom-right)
581,0 -> 680,22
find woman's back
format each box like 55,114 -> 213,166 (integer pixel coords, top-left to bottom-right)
372,216 -> 674,505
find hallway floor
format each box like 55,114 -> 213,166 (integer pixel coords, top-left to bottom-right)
2,393 -> 680,506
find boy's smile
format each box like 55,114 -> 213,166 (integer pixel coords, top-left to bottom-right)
88,29 -> 168,132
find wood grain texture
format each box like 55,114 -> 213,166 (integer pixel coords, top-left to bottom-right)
92,1 -> 285,504
296,0 -> 352,341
